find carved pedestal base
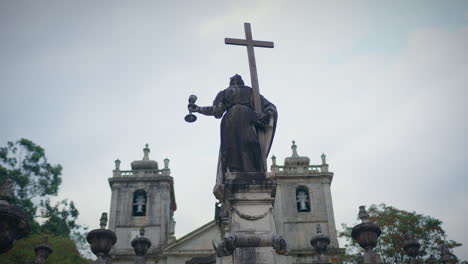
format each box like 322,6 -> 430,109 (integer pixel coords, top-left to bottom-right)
215,173 -> 287,264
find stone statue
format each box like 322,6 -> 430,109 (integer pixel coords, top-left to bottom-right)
188,74 -> 277,184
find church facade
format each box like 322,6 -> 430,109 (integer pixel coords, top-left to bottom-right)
107,142 -> 344,264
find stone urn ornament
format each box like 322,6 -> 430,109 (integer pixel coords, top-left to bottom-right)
34,236 -> 53,264
351,206 -> 383,264
86,212 -> 117,263
403,233 -> 421,264
131,226 -> 152,264
351,206 -> 382,252
440,244 -> 457,264
310,224 -> 331,263
310,224 -> 330,255
0,179 -> 30,254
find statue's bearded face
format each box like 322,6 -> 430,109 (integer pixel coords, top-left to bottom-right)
229,74 -> 244,86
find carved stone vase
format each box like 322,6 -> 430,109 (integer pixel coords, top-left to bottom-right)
403,237 -> 420,264
34,237 -> 53,264
131,227 -> 152,264
310,224 -> 331,263
351,206 -> 382,264
87,213 -> 117,264
0,180 -> 30,254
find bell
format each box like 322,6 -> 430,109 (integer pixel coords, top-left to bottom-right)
185,113 -> 197,123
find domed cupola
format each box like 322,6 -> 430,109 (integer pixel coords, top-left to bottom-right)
284,141 -> 310,167
131,144 -> 159,170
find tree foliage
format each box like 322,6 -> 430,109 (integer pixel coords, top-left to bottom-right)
0,233 -> 90,264
0,139 -> 89,257
339,204 -> 464,264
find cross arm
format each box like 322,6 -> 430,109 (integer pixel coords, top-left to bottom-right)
224,38 -> 274,48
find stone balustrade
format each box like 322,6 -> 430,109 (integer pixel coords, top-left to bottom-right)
113,168 -> 171,177
271,164 -> 328,173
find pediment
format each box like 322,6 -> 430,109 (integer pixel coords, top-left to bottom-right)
164,220 -> 219,252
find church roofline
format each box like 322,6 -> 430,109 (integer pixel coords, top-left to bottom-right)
163,220 -> 216,251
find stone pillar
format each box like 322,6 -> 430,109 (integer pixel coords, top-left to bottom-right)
214,173 -> 287,264
321,176 -> 339,248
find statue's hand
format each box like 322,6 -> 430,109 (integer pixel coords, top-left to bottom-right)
188,103 -> 199,113
255,112 -> 270,127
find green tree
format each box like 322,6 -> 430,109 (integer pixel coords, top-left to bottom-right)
339,204 -> 464,264
0,139 -> 89,260
0,138 -> 63,232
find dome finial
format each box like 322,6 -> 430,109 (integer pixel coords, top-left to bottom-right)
143,144 -> 150,161
291,140 -> 299,157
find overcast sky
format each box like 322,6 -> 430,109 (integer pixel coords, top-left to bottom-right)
1,0 -> 467,260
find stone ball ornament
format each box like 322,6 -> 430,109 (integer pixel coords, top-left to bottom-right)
351,206 -> 382,252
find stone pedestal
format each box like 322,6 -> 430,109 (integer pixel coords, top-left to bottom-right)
215,173 -> 287,264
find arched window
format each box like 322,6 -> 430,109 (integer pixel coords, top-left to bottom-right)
132,189 -> 147,216
296,186 -> 310,212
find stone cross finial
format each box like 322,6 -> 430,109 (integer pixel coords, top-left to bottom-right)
164,158 -> 170,169
143,144 -> 150,160
271,155 -> 277,166
321,153 -> 327,165
358,206 -> 370,223
291,141 -> 299,157
99,212 -> 108,229
139,226 -> 145,237
316,224 -> 322,234
114,159 -> 121,170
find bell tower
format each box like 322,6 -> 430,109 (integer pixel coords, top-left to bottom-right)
271,141 -> 344,263
108,144 -> 177,263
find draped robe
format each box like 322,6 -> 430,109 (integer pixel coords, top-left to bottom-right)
198,84 -> 277,190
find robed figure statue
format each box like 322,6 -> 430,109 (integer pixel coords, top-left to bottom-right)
188,74 -> 277,188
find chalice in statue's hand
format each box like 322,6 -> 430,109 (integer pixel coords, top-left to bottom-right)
185,95 -> 198,123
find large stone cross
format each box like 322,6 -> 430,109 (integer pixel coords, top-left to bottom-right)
225,22 -> 274,170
